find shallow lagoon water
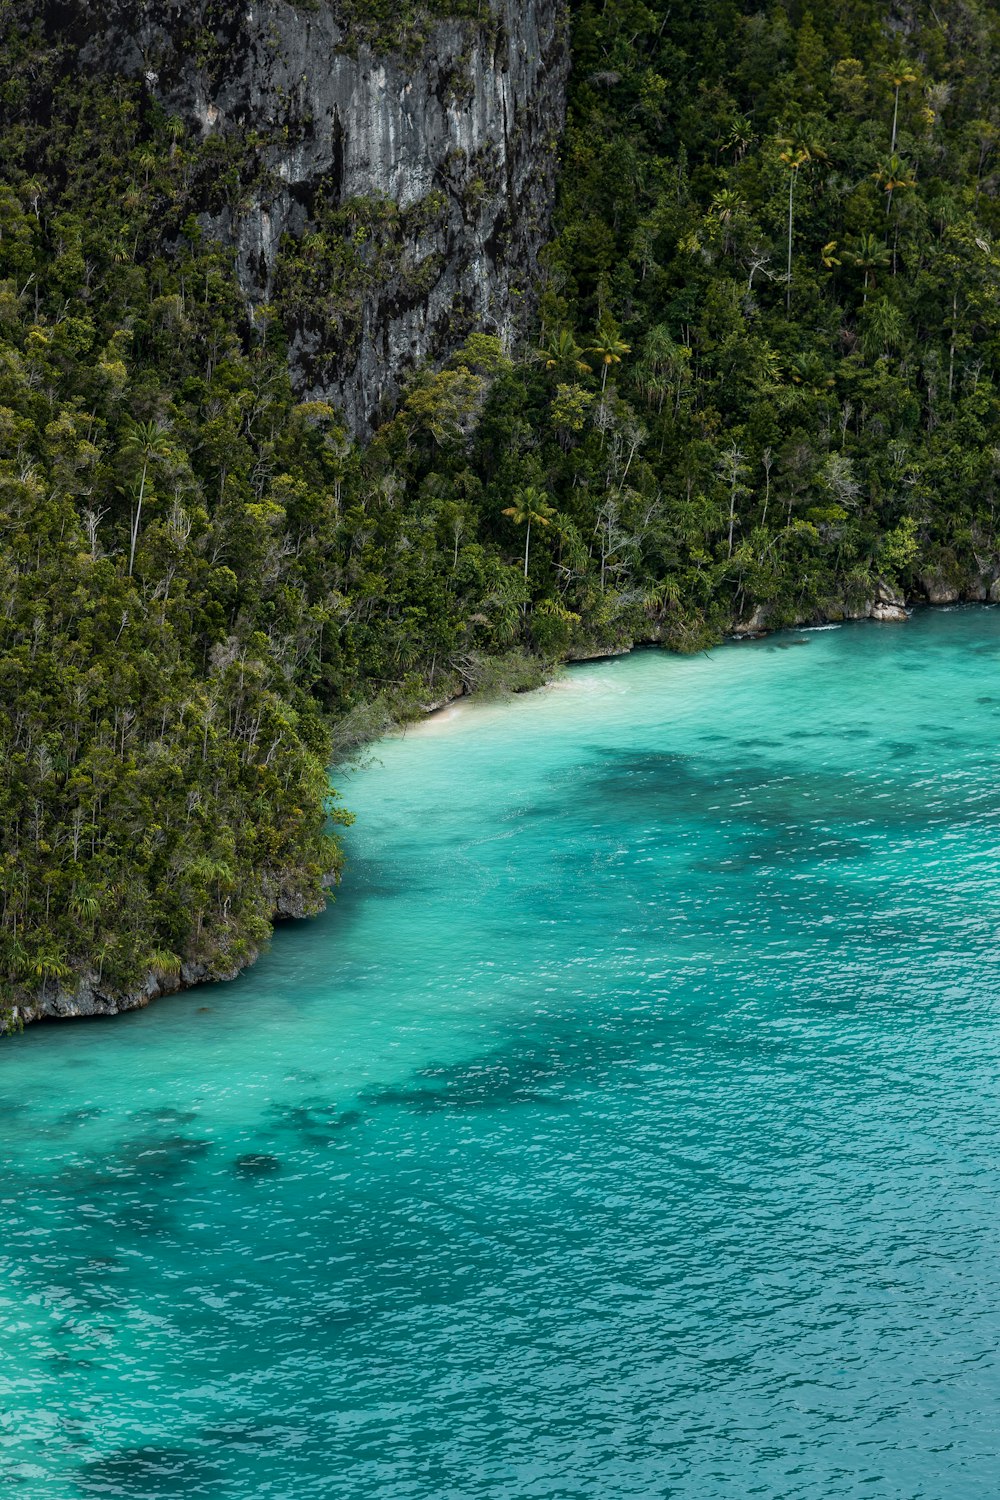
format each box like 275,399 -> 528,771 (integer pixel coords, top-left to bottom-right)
4,609 -> 1000,1497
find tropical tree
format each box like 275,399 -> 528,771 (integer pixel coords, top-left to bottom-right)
778,140 -> 825,309
539,328 -> 591,379
717,443 -> 750,559
503,486 -> 556,579
120,418 -> 172,576
885,62 -> 918,151
709,189 -> 746,253
589,329 -> 632,391
637,325 -> 691,416
844,233 -> 890,303
873,154 -> 917,214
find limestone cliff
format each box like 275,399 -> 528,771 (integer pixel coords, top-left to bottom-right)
72,0 -> 570,433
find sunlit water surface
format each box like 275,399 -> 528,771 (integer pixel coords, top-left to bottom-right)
4,609 -> 1000,1498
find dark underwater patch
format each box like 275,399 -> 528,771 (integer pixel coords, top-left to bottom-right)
357,995 -> 822,1130
363,1052 -> 573,1113
199,1421 -> 300,1450
720,832 -> 872,869
59,1106 -> 105,1126
131,1107 -> 199,1127
113,1134 -> 212,1183
74,1445 -> 221,1499
582,750 -> 699,802
267,1099 -> 364,1146
98,1198 -> 175,1239
59,1135 -> 211,1202
233,1152 -> 282,1177
365,1083 -> 568,1112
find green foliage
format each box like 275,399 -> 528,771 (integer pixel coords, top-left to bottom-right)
530,0 -> 1000,631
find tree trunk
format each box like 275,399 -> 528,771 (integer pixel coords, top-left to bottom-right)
128,458 -> 149,578
786,172 -> 795,313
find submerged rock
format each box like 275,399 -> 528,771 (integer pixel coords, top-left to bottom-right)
233,1153 -> 282,1178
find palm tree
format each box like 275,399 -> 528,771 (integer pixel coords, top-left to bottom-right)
503,486 -> 555,579
778,140 -> 825,310
844,233 -> 890,304
710,189 -> 745,252
716,443 -> 749,559
723,118 -> 755,161
588,331 -> 632,391
538,329 -> 591,379
873,153 -> 917,214
885,62 -> 918,151
638,325 -> 691,415
121,418 -> 171,576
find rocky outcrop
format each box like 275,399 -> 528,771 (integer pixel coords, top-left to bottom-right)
11,960 -> 214,1030
565,643 -> 633,661
9,867 -> 336,1030
731,605 -> 770,637
731,580 -> 910,636
869,579 -> 909,622
916,556 -> 1000,603
69,0 -> 570,434
918,569 -> 961,605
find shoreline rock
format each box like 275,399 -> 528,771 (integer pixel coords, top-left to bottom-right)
564,643 -> 633,662
12,960 -> 214,1031
732,579 -> 910,637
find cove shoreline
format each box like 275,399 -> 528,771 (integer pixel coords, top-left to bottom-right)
7,591 -> 993,1035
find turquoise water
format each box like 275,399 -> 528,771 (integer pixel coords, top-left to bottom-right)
4,609 -> 1000,1498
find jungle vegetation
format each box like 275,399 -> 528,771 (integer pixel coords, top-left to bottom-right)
2,0 -> 1000,1008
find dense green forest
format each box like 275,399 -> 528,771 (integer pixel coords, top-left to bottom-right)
3,0 -> 1000,1014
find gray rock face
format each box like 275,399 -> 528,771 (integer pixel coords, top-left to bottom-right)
14,961 -> 212,1029
729,580 -> 911,636
870,601 -> 908,622
871,578 -> 908,622
918,570 -> 961,605
731,605 -> 769,637
74,0 -> 570,434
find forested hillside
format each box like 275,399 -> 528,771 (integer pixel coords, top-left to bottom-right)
3,0 -> 1000,1017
